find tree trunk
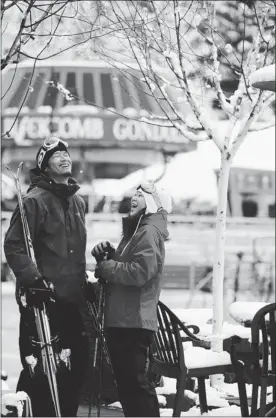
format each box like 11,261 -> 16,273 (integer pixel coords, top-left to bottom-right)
210,155 -> 231,386
212,156 -> 231,346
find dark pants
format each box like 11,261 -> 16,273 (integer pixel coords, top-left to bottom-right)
17,301 -> 89,417
106,327 -> 160,417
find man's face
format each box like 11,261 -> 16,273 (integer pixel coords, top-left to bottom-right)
129,190 -> 146,217
46,150 -> 72,177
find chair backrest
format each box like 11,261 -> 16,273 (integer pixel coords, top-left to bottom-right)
152,301 -> 201,378
251,303 -> 276,378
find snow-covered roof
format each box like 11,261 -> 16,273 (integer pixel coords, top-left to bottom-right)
2,59 -> 140,72
199,127 -> 275,171
98,151 -> 218,204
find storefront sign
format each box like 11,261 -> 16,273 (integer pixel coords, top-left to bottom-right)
2,114 -> 192,150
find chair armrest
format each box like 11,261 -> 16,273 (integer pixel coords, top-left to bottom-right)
177,318 -> 202,343
186,325 -> 200,335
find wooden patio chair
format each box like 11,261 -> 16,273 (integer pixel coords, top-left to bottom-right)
152,301 -> 232,417
230,302 -> 276,417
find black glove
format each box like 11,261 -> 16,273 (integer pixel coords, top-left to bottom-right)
84,281 -> 97,303
91,241 -> 115,263
19,260 -> 43,288
27,277 -> 55,308
94,262 -> 107,284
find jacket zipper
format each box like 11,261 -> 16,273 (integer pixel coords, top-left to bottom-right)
120,214 -> 143,256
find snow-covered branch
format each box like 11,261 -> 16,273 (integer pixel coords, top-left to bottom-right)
171,4 -> 223,150
230,90 -> 266,158
208,2 -> 234,117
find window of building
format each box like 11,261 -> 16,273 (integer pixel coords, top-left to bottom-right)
242,196 -> 258,217
261,175 -> 272,190
101,73 -> 115,108
63,72 -> 79,106
119,74 -> 133,108
8,72 -> 31,108
94,163 -> 142,179
43,72 -> 60,108
25,72 -> 45,109
131,75 -> 152,112
268,203 -> 275,218
83,73 -> 95,105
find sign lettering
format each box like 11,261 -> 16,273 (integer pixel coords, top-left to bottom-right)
2,114 -> 191,148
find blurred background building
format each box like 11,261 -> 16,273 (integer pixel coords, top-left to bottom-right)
1,59 -> 275,217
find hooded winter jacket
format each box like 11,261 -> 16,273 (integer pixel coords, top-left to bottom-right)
4,169 -> 87,306
96,210 -> 169,331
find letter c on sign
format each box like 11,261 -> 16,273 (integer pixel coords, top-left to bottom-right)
113,119 -> 127,140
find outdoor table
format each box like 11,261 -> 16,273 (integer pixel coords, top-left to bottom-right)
229,301 -> 269,327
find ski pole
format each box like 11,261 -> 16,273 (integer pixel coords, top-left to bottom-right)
96,282 -> 106,417
6,163 -> 62,417
88,280 -> 106,417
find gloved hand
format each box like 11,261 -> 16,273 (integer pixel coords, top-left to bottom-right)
27,277 -> 55,308
91,241 -> 115,263
94,262 -> 107,285
19,260 -> 43,287
84,280 -> 97,303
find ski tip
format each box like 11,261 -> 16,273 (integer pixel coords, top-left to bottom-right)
19,162 -> 24,169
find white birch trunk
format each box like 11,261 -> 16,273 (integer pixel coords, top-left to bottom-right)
210,153 -> 231,386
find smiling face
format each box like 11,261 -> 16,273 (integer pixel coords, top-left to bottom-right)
45,150 -> 72,181
129,190 -> 146,217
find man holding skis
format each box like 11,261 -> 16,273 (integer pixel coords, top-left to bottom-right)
4,137 -> 90,416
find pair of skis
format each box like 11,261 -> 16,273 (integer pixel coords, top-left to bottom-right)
6,163 -> 62,417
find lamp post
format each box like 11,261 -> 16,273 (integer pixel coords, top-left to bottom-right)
249,64 -> 276,92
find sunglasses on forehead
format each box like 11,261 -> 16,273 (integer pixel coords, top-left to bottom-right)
137,181 -> 156,194
43,137 -> 68,151
137,181 -> 163,210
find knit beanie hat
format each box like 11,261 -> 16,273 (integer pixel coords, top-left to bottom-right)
137,181 -> 172,214
36,137 -> 69,172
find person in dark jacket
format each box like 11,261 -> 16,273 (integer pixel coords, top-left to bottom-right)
4,137 -> 90,417
92,181 -> 172,417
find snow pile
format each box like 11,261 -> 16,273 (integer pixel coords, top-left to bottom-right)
160,407 -> 173,416
197,322 -> 251,341
229,302 -> 268,325
108,401 -> 122,409
212,381 -> 251,399
199,386 -> 229,408
156,377 -> 177,395
184,346 -> 231,369
109,395 -> 166,410
158,395 -> 167,407
1,392 -> 31,417
179,405 -> 241,416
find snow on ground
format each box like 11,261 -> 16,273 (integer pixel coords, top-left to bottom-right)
157,377 -> 234,407
156,377 -> 177,395
179,405 -> 241,416
229,302 -> 268,325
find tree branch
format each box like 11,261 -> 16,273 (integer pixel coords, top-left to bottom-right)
208,2 -> 234,116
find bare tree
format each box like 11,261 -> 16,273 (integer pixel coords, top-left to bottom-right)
90,0 -> 275,360
2,2 -> 275,358
1,0 -> 121,138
